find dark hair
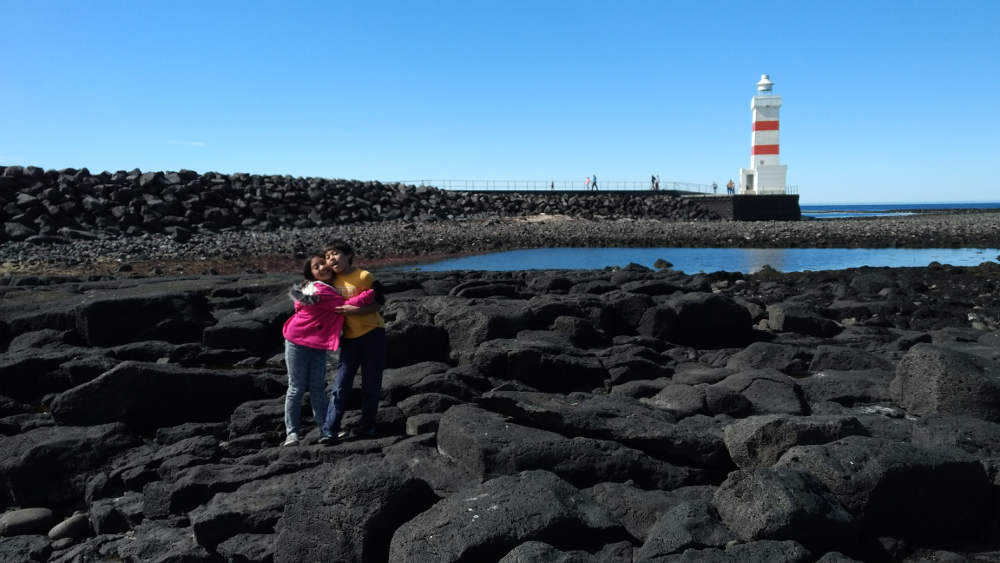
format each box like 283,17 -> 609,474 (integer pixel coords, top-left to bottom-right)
325,239 -> 355,264
301,254 -> 324,280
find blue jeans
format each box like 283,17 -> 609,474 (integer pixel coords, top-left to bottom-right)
323,327 -> 386,435
284,340 -> 330,436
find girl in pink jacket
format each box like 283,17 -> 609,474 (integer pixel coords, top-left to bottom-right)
279,255 -> 374,446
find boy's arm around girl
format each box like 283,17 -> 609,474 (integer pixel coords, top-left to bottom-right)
289,281 -> 376,311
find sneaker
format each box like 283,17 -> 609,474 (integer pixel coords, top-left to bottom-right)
282,432 -> 300,447
317,435 -> 338,446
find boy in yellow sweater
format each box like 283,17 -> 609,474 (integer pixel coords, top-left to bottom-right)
319,239 -> 386,443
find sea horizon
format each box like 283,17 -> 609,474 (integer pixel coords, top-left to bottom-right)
799,201 -> 1000,219
800,200 -> 1000,208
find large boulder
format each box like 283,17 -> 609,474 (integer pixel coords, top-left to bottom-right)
525,293 -> 600,327
116,520 -> 213,562
808,345 -> 893,372
598,344 -> 671,385
388,470 -> 628,562
437,404 -> 702,489
381,361 -> 488,404
768,303 -> 841,338
499,540 -> 632,563
0,423 -> 139,506
598,291 -> 655,335
5,328 -> 73,351
0,346 -> 106,401
775,436 -> 992,542
552,315 -> 610,349
103,435 -> 219,492
385,319 -> 450,368
723,415 -> 868,469
643,382 -> 752,419
636,305 -> 679,342
431,298 -> 534,360
891,343 -> 1000,422
215,533 -> 275,562
383,438 -> 481,497
50,361 -> 283,430
190,464 -> 332,549
726,342 -> 811,376
202,293 -> 291,355
797,369 -> 893,407
478,391 -> 730,469
0,534 -> 52,561
712,369 -> 809,416
712,468 -> 856,548
75,291 -> 214,346
396,392 -> 463,417
635,496 -> 736,559
143,461 -> 298,518
585,483 -> 716,542
470,337 -> 607,393
273,459 -> 437,562
909,415 -> 1000,459
672,363 -> 734,386
667,292 -> 753,346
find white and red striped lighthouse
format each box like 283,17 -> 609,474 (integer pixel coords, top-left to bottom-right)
739,74 -> 788,194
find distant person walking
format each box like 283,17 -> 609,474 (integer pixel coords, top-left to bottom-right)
651,174 -> 656,191
550,181 -> 555,190
584,177 -> 590,190
654,176 -> 660,191
727,179 -> 735,195
712,181 -> 718,194
591,174 -> 598,191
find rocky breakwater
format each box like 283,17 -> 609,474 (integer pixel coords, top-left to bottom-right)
0,165 -> 718,244
1,262 -> 999,561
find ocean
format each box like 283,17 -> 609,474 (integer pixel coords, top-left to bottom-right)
801,202 -> 1000,219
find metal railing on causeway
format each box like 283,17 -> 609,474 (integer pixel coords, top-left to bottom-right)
392,179 -> 716,193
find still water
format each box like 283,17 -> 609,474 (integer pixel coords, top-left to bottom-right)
801,202 -> 1000,219
390,247 -> 1000,274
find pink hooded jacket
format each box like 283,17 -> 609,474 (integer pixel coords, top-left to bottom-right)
281,281 -> 375,351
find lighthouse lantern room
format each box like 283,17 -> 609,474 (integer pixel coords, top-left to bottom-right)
739,74 -> 788,195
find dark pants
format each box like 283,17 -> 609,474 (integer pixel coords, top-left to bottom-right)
323,327 -> 386,434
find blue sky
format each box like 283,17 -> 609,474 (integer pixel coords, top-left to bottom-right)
2,1 -> 997,204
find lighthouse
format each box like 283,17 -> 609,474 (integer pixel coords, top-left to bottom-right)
739,74 -> 788,195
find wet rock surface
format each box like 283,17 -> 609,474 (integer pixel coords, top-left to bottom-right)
1,262 -> 999,561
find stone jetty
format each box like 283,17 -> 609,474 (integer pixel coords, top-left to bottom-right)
1,262 -> 999,561
0,166 -> 718,245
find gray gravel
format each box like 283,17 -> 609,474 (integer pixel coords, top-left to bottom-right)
2,212 -> 1000,275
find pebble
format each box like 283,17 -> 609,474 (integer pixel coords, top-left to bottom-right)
47,512 -> 91,540
0,508 -> 55,536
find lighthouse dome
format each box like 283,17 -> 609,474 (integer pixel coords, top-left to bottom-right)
756,74 -> 774,92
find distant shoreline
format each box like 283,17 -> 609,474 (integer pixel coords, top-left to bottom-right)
3,211 -> 1000,279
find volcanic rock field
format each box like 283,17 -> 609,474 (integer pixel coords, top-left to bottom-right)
2,166 -> 1000,562
1,260 -> 999,561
